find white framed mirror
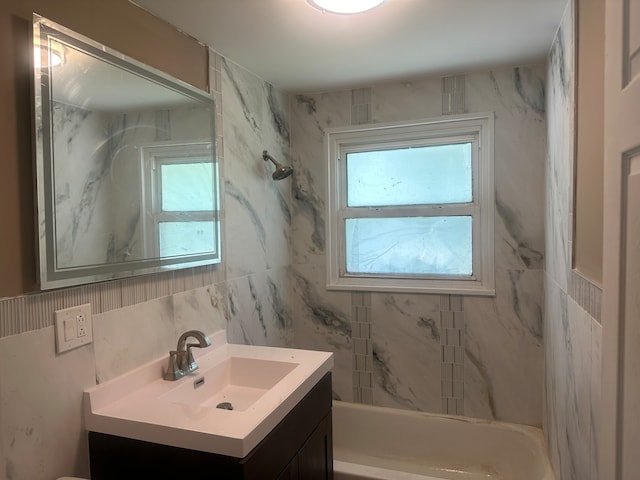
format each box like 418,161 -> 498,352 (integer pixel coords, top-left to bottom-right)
33,14 -> 221,290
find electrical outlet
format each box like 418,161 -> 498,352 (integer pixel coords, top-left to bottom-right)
55,303 -> 93,353
77,314 -> 88,337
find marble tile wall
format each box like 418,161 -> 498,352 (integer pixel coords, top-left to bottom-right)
544,2 -> 602,479
0,49 -> 294,480
289,64 -> 547,426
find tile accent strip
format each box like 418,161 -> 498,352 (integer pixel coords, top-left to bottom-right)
351,87 -> 372,125
349,82 -> 372,378
569,269 -> 602,322
442,75 -> 466,115
0,48 -> 227,340
440,294 -> 465,415
351,292 -> 373,404
439,78 -> 466,414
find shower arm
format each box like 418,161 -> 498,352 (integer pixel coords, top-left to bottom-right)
262,150 -> 293,180
262,150 -> 279,166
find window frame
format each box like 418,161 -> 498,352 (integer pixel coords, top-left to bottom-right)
140,142 -> 221,260
325,113 -> 495,295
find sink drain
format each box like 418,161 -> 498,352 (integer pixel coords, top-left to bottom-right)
216,401 -> 234,410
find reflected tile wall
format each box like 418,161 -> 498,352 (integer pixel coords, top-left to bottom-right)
290,65 -> 546,425
544,2 -> 602,479
51,104 -> 118,267
51,103 -> 211,268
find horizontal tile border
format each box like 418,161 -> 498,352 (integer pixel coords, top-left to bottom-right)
568,269 -> 601,322
0,265 -> 225,339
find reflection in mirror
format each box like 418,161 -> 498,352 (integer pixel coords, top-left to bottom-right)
33,14 -> 220,289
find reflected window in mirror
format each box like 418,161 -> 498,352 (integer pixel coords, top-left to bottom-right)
141,143 -> 219,258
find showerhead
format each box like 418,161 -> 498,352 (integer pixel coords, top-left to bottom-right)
263,150 -> 293,180
272,164 -> 294,180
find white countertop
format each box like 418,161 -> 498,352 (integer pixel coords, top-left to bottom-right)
84,331 -> 333,457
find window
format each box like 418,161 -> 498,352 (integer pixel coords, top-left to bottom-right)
141,143 -> 220,261
325,114 -> 494,295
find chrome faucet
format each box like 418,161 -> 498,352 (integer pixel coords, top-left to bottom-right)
163,330 -> 212,381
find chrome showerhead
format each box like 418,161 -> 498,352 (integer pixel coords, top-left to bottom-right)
263,150 -> 293,180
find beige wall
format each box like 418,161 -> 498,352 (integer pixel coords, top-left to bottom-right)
574,0 -> 604,284
0,0 -> 208,298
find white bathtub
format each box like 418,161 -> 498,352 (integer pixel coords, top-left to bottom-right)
332,401 -> 554,480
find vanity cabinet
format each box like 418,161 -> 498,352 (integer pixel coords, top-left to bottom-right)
276,414 -> 332,480
88,373 -> 333,479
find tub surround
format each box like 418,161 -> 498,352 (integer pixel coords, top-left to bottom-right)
290,66 -> 546,426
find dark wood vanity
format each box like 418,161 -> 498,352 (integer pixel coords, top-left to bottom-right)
88,373 -> 333,479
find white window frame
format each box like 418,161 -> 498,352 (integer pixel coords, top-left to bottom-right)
140,142 -> 220,260
325,113 -> 495,295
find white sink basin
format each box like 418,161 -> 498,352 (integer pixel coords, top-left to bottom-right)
160,356 -> 298,411
83,331 -> 333,457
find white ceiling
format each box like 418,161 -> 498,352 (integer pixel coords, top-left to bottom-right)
130,0 -> 567,93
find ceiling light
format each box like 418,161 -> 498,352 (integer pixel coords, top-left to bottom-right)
307,0 -> 385,14
34,40 -> 64,69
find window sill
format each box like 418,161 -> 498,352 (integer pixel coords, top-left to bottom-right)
326,277 -> 496,296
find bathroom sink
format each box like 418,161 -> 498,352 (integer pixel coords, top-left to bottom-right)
83,331 -> 333,457
159,356 -> 298,411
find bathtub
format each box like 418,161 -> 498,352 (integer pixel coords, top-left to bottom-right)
332,401 -> 554,480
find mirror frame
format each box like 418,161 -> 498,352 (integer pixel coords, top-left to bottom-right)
32,14 -> 221,290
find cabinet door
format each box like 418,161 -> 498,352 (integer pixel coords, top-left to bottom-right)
276,456 -> 299,480
297,414 -> 333,480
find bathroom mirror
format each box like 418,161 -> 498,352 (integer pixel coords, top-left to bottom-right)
33,14 -> 221,290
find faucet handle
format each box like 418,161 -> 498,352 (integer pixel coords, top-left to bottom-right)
163,350 -> 185,381
185,344 -> 200,373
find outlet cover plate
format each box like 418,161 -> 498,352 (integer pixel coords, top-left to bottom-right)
55,303 -> 93,353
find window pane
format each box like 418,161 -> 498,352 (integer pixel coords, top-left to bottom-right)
159,221 -> 215,257
161,162 -> 213,211
346,143 -> 472,207
345,216 -> 472,275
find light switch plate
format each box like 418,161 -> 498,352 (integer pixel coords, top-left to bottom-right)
55,303 -> 93,353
